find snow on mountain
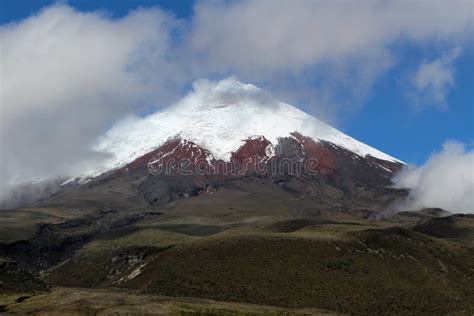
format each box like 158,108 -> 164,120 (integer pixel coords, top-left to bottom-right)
90,77 -> 401,176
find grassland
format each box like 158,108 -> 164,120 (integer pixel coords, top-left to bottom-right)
1,182 -> 473,315
44,210 -> 474,314
0,287 -> 340,315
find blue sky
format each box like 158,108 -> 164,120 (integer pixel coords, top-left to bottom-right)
0,0 -> 472,169
348,44 -> 474,164
0,0 -> 196,22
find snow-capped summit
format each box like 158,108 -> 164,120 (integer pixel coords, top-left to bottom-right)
91,77 -> 401,176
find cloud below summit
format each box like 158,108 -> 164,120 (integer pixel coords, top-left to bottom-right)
393,141 -> 474,214
0,4 -> 180,199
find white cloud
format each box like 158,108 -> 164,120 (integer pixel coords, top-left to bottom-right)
189,1 -> 471,74
186,0 -> 473,118
0,4 -> 182,200
411,47 -> 462,109
393,141 -> 474,214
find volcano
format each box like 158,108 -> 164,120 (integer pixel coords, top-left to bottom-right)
57,77 -> 406,208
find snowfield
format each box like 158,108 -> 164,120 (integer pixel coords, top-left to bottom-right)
89,77 -> 401,177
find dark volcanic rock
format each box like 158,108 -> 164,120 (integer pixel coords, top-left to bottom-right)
0,259 -> 48,293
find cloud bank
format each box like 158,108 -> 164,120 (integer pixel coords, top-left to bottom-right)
190,0 -> 471,73
0,4 -> 181,200
393,141 -> 474,214
0,1 -> 473,202
188,0 -> 472,116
